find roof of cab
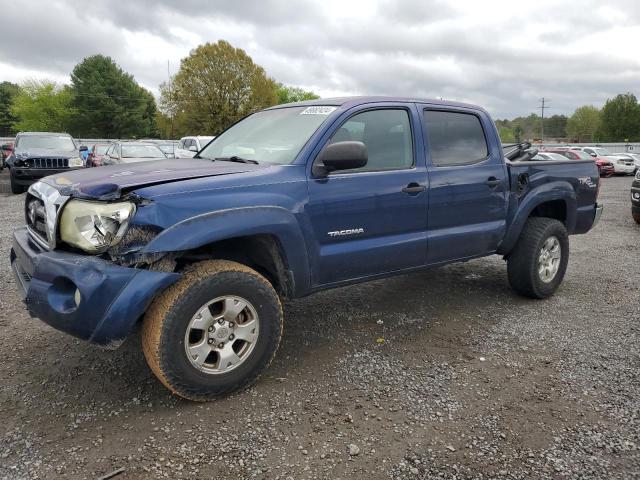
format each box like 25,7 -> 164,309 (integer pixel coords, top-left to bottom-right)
266,96 -> 486,113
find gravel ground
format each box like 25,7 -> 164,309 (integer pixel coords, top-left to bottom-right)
0,176 -> 638,479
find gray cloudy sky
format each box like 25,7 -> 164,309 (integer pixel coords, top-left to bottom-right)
1,0 -> 639,118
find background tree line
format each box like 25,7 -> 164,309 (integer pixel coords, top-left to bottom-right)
0,41 -> 318,139
495,93 -> 640,144
1,39 -> 638,143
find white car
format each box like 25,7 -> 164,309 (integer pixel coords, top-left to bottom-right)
575,146 -> 635,175
175,136 -> 215,158
533,152 -> 570,161
619,152 -> 640,172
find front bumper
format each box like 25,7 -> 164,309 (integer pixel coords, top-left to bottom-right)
11,167 -> 83,185
10,227 -> 180,347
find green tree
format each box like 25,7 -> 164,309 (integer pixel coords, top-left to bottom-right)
11,80 -> 73,132
161,40 -> 278,135
70,54 -> 158,138
0,81 -> 20,136
543,114 -> 568,139
599,93 -> 640,141
513,125 -> 524,142
566,105 -> 601,142
498,126 -> 515,143
276,84 -> 319,104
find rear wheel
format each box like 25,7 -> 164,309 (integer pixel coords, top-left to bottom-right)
142,260 -> 283,401
507,217 -> 569,299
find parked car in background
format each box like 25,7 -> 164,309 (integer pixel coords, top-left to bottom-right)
1,142 -> 13,170
5,132 -> 85,194
632,170 -> 640,224
533,152 -> 569,161
87,143 -> 113,167
157,141 -> 180,158
175,136 -> 215,158
79,145 -> 90,164
617,153 -> 640,172
101,142 -> 167,165
574,146 -> 635,175
546,148 -> 615,177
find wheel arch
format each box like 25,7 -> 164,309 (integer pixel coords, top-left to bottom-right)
140,206 -> 311,298
498,182 -> 576,256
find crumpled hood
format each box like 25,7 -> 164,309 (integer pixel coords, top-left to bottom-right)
14,147 -> 78,160
41,158 -> 268,200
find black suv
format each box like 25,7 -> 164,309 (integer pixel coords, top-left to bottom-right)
5,132 -> 86,194
632,170 -> 640,224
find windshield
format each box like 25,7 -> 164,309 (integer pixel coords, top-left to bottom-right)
121,144 -> 165,158
594,148 -> 611,156
17,135 -> 76,151
198,106 -> 335,164
158,144 -> 177,153
572,150 -> 592,160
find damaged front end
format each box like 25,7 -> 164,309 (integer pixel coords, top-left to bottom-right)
12,181 -> 182,347
41,180 -> 176,273
107,224 -> 177,272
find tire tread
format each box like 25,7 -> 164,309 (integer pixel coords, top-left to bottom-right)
507,217 -> 568,299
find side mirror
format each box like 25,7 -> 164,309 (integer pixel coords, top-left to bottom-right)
313,141 -> 368,177
188,145 -> 198,152
79,145 -> 88,152
589,152 -> 596,157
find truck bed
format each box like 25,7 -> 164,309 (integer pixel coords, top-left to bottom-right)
497,158 -> 600,254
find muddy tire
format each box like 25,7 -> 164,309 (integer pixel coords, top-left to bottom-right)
142,260 -> 283,401
633,212 -> 640,224
507,217 -> 569,299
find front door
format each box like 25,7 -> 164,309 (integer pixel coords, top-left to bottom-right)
306,107 -> 428,286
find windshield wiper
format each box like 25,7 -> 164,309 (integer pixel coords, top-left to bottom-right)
214,156 -> 259,165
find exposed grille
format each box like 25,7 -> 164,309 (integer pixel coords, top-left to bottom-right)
25,194 -> 48,246
25,157 -> 69,169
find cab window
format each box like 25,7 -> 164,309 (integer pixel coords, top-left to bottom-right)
328,109 -> 413,172
425,110 -> 489,166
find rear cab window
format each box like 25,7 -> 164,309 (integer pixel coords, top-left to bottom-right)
424,110 -> 489,166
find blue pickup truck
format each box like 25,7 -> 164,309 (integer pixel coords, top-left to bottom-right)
10,97 -> 602,400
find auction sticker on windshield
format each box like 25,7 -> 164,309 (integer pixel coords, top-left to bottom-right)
300,106 -> 337,115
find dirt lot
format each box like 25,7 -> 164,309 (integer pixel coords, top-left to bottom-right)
1,176 -> 639,479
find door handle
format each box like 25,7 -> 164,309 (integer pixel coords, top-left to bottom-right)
486,177 -> 502,188
402,183 -> 426,194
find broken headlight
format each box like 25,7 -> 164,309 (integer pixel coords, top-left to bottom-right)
59,200 -> 135,253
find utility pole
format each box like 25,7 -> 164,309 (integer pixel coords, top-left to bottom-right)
538,98 -> 549,142
168,60 -> 174,140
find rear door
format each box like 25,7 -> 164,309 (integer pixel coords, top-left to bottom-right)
306,105 -> 429,286
422,108 -> 508,264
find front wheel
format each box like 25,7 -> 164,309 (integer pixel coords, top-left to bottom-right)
633,212 -> 640,224
507,217 -> 569,299
142,260 -> 283,401
10,173 -> 24,194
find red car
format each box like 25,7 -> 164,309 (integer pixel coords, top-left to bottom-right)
87,143 -> 113,167
547,148 -> 615,177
